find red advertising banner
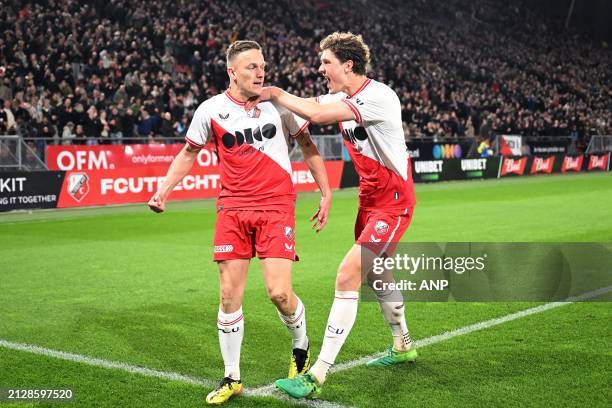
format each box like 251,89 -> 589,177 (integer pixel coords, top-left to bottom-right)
587,154 -> 609,171
561,155 -> 584,173
500,157 -> 528,176
530,156 -> 555,174
57,161 -> 344,208
46,144 -> 219,170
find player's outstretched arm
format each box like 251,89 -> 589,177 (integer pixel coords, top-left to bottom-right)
296,131 -> 332,232
247,87 -> 356,125
148,143 -> 200,213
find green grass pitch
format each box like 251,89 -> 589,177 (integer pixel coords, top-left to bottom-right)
1,172 -> 611,407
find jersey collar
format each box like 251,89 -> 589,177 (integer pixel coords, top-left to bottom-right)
225,90 -> 246,106
347,78 -> 372,99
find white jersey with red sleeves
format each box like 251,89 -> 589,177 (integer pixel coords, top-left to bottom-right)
185,90 -> 309,210
317,78 -> 416,210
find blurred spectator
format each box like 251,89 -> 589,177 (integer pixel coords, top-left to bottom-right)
159,112 -> 176,142
108,106 -> 123,144
0,0 -> 607,148
61,122 -> 76,145
1,99 -> 17,133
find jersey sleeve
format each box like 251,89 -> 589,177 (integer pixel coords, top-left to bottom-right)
316,93 -> 346,104
344,89 -> 395,124
185,103 -> 212,148
274,102 -> 310,138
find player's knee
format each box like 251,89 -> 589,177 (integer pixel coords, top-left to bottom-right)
220,288 -> 241,312
335,265 -> 361,290
267,288 -> 290,308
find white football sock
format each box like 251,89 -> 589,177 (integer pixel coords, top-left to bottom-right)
278,295 -> 308,350
217,307 -> 244,380
310,290 -> 359,384
376,289 -> 413,351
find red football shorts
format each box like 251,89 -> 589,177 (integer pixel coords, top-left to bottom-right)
355,207 -> 414,256
213,209 -> 297,261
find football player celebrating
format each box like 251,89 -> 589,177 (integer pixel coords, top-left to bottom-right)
148,41 -> 331,405
247,32 -> 417,399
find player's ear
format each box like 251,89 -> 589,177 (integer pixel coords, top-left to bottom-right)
345,60 -> 353,74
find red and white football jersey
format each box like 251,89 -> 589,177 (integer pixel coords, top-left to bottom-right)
317,79 -> 416,211
186,90 -> 308,210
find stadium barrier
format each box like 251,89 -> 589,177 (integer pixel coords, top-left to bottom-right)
405,139 -> 475,160
0,171 -> 64,211
0,161 -> 344,212
337,153 -> 611,188
2,152 -> 610,212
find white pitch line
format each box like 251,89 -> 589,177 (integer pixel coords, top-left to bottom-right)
2,286 -> 609,408
0,340 -> 216,388
252,285 -> 612,394
0,340 -> 353,408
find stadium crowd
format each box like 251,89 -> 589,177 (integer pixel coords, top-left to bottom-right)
0,0 -> 610,149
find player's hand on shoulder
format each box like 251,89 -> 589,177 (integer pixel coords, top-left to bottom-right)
148,193 -> 166,213
245,87 -> 280,110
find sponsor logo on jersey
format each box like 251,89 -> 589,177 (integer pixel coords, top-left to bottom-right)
342,126 -> 368,144
221,124 -> 277,148
67,173 -> 89,201
218,113 -> 230,120
214,244 -> 234,253
370,234 -> 382,243
284,243 -> 294,251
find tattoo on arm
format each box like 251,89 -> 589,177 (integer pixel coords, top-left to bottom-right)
296,132 -> 313,148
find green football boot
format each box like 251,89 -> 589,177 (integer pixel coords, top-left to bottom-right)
366,346 -> 418,367
275,372 -> 321,399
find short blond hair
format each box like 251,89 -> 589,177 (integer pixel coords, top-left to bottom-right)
320,32 -> 370,75
226,40 -> 262,65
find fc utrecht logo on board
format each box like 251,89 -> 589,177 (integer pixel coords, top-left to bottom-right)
67,173 -> 89,201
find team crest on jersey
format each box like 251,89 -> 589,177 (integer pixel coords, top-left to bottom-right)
374,220 -> 389,235
247,107 -> 261,118
284,226 -> 295,240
